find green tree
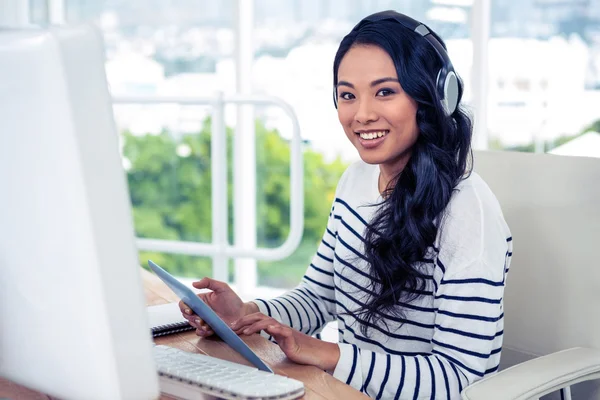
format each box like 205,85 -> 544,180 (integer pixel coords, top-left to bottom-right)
121,118 -> 348,288
582,119 -> 600,134
254,123 -> 347,287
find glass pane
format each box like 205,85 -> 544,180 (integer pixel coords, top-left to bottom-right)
61,1 -> 236,276
29,0 -> 49,25
487,0 -> 600,155
117,104 -> 214,245
253,106 -> 348,289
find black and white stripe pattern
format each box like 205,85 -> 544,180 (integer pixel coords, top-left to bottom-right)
253,161 -> 513,399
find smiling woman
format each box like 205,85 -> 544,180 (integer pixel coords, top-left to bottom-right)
335,44 -> 419,188
179,10 -> 513,400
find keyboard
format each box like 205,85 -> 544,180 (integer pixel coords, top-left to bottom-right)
153,345 -> 305,400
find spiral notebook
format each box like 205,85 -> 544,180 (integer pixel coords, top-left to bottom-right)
147,302 -> 194,337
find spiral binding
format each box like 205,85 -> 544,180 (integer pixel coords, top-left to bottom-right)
151,322 -> 194,338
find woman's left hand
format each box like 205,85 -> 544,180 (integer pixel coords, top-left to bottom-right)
231,312 -> 340,371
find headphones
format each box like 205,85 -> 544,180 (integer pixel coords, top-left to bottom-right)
333,10 -> 459,117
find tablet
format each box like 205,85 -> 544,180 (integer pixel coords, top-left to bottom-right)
147,260 -> 274,373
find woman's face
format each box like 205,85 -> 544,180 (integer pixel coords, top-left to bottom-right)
336,44 -> 419,174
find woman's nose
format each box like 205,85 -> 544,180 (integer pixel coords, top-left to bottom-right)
354,98 -> 378,124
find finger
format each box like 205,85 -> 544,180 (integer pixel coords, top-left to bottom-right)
192,277 -> 230,293
231,313 -> 268,331
187,317 -> 205,329
195,327 -> 209,337
231,313 -> 268,335
181,309 -> 203,326
178,300 -> 194,316
182,313 -> 198,323
257,325 -> 292,348
195,325 -> 214,337
240,319 -> 278,336
265,324 -> 293,339
265,325 -> 298,354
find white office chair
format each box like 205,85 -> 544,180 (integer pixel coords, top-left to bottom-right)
461,151 -> 600,400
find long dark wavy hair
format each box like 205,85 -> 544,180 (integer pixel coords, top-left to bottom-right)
333,12 -> 473,336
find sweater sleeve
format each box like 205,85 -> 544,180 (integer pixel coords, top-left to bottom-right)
332,253 -> 511,399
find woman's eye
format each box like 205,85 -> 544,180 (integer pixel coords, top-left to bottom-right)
340,92 -> 355,100
376,88 -> 395,97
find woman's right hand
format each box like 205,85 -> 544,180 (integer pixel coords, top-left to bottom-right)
178,277 -> 259,337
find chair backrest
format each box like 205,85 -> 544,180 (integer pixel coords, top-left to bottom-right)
474,150 -> 600,397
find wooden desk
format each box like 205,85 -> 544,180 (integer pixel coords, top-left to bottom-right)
1,269 -> 368,400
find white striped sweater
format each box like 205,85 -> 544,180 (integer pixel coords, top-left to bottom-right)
253,161 -> 513,399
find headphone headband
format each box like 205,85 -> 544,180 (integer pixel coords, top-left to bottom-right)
335,10 -> 459,116
359,12 -> 453,71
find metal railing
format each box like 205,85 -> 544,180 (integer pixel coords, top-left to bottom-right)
112,93 -> 304,280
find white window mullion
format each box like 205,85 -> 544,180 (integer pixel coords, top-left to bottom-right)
233,0 -> 258,296
470,0 -> 491,150
48,0 -> 65,24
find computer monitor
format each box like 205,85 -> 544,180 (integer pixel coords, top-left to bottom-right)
0,25 -> 160,399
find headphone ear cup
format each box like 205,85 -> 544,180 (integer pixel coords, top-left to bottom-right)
443,70 -> 459,115
436,68 -> 459,116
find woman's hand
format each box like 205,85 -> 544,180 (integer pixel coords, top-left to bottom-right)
231,313 -> 340,371
178,277 -> 258,337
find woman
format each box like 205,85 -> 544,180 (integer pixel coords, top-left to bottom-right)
180,10 -> 512,399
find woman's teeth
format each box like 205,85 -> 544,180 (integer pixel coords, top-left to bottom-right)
358,130 -> 388,140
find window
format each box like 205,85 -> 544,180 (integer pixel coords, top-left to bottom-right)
486,0 -> 600,154
26,0 -> 600,290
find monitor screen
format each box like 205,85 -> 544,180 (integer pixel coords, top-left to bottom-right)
0,24 -> 159,400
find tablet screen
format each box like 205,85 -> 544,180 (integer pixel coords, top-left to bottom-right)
148,260 -> 274,373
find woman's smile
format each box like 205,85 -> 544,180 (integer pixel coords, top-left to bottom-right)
356,129 -> 390,149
